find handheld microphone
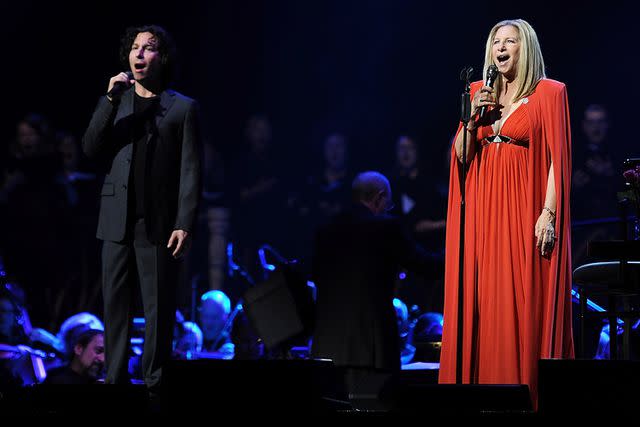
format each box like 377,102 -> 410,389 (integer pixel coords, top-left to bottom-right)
478,64 -> 499,118
107,71 -> 134,97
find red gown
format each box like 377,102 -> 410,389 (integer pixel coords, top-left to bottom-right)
439,79 -> 574,407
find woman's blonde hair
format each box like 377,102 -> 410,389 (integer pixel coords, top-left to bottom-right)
483,19 -> 545,101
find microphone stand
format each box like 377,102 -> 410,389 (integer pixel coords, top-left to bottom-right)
456,67 -> 473,384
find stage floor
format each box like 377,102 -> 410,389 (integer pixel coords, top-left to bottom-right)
1,359 -> 638,418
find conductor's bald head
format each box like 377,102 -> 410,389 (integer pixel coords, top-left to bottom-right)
352,171 -> 394,215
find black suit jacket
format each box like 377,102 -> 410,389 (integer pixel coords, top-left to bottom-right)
82,87 -> 202,243
311,204 -> 435,371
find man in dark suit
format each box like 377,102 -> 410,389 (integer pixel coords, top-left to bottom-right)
82,25 -> 201,396
311,171 -> 436,404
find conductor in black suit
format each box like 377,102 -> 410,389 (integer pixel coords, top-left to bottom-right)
82,25 -> 201,395
311,171 -> 436,400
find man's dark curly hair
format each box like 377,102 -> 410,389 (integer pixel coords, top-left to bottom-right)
119,24 -> 177,87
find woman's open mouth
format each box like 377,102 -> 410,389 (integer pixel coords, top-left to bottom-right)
497,54 -> 510,66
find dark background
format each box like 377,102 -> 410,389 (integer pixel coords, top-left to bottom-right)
2,1 -> 635,171
1,0 -> 637,329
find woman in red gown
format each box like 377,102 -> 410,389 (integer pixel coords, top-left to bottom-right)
439,19 -> 574,407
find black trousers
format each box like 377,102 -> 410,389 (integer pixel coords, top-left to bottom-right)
101,219 -> 179,391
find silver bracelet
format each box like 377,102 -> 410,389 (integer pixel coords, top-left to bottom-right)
543,206 -> 556,218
